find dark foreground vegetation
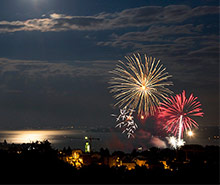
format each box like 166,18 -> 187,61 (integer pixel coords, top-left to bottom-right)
0,140 -> 219,184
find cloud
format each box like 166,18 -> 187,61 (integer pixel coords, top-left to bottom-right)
50,13 -> 71,19
0,5 -> 219,33
188,46 -> 219,57
93,10 -> 218,87
98,42 -> 218,88
150,136 -> 167,148
97,24 -> 204,47
136,129 -> 151,139
0,58 -> 115,79
0,14 -> 106,33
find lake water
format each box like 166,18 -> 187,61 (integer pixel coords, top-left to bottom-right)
0,128 -> 219,152
0,129 -> 130,152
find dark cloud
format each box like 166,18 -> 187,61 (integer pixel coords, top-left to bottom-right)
96,19 -> 218,88
0,5 -> 219,33
97,24 -> 204,46
0,58 -> 115,79
188,46 -> 219,58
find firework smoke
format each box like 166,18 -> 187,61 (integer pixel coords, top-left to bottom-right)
150,136 -> 167,148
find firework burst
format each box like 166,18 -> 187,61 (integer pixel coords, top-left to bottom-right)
111,106 -> 138,138
109,53 -> 173,117
166,136 -> 185,149
159,90 -> 204,141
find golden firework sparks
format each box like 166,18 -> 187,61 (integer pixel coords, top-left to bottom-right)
109,53 -> 173,116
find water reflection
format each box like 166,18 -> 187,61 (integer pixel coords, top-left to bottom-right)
0,130 -> 126,151
0,128 -> 218,152
0,130 -> 82,144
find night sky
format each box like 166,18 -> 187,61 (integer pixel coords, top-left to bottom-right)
0,0 -> 219,130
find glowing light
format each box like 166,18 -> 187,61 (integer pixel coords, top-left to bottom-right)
65,151 -> 83,169
167,136 -> 177,149
187,130 -> 194,137
0,130 -> 77,144
177,139 -> 185,147
85,142 -> 90,153
2,131 -> 48,143
141,85 -> 146,91
167,136 -> 185,149
109,53 -> 173,117
127,115 -> 133,120
20,133 -> 44,142
112,106 -> 138,138
160,161 -> 171,170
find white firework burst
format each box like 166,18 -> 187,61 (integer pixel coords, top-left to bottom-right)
167,136 -> 185,149
112,106 -> 138,138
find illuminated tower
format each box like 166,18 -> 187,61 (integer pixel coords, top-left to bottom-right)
85,141 -> 90,153
84,136 -> 99,152
85,136 -> 90,153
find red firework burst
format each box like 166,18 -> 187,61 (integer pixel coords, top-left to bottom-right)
159,90 -> 204,137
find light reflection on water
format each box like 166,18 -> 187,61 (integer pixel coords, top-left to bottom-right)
0,130 -> 124,151
0,130 -> 85,148
0,129 -> 218,152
